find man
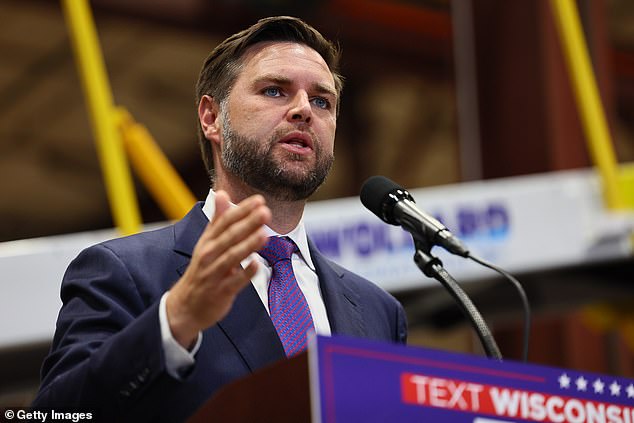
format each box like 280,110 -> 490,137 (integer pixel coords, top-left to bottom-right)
33,16 -> 407,422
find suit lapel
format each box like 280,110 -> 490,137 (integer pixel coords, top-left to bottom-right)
172,203 -> 285,370
173,202 -> 207,274
309,239 -> 366,338
217,285 -> 286,370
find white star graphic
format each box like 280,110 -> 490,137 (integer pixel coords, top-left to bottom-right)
610,381 -> 622,396
558,373 -> 571,389
593,378 -> 605,394
576,376 -> 588,391
627,384 -> 634,399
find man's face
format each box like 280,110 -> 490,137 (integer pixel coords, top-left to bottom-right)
217,41 -> 338,201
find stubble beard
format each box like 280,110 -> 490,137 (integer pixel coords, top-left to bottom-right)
219,109 -> 334,202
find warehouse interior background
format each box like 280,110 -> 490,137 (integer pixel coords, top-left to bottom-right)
1,0 -> 634,406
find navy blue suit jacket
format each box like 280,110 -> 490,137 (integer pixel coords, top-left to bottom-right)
33,203 -> 407,422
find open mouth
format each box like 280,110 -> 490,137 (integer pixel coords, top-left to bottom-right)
279,132 -> 313,153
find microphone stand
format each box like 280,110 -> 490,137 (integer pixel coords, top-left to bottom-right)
413,239 -> 503,360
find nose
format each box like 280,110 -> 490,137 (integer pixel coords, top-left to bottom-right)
287,91 -> 312,124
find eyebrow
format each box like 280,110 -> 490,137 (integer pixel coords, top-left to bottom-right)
252,74 -> 338,99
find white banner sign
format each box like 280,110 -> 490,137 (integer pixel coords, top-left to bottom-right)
1,168 -> 632,348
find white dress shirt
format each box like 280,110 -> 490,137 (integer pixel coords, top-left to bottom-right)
159,190 -> 331,378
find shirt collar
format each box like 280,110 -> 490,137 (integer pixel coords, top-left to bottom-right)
201,189 -> 315,270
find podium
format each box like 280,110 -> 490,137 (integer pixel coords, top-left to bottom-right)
189,335 -> 634,422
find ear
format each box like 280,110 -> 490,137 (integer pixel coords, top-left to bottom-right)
198,95 -> 221,145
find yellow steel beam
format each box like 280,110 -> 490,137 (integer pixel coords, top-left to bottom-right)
550,0 -> 626,210
61,0 -> 141,234
116,108 -> 196,220
619,162 -> 634,209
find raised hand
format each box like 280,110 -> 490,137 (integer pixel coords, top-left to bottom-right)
166,191 -> 271,348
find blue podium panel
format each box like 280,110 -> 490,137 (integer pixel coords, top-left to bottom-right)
310,335 -> 634,423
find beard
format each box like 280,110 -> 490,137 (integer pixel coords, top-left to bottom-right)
219,110 -> 334,202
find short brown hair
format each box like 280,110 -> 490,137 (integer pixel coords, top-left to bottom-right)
195,16 -> 344,179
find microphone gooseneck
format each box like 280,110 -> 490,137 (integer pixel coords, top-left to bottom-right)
360,175 -> 503,360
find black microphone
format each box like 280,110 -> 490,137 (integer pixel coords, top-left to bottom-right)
360,175 -> 469,257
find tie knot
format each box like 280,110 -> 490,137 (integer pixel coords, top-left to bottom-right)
259,237 -> 297,265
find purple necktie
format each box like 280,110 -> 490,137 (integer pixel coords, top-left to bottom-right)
259,237 -> 314,357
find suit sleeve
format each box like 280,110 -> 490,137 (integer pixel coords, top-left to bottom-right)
32,244 -> 182,421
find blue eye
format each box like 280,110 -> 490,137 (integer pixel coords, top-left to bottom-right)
312,97 -> 330,109
264,87 -> 281,97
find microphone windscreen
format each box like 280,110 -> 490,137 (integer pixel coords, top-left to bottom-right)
359,175 -> 401,219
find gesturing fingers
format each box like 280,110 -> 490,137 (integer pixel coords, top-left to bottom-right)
192,193 -> 270,277
214,257 -> 260,298
167,194 -> 270,345
207,193 -> 268,239
193,227 -> 268,283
